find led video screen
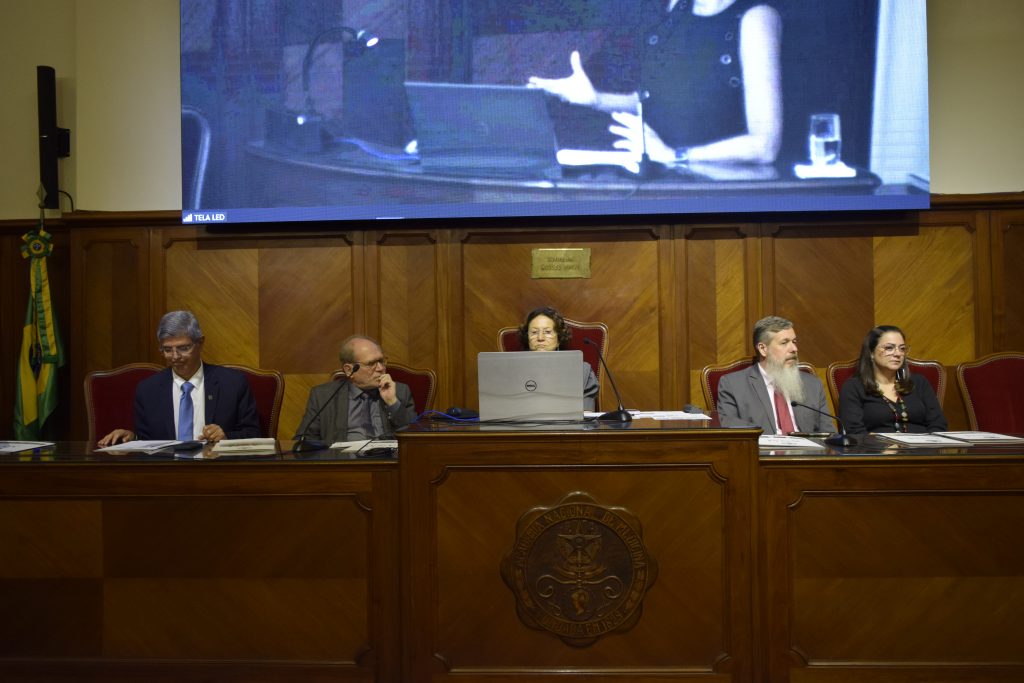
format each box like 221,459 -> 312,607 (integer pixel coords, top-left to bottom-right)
180,0 -> 929,225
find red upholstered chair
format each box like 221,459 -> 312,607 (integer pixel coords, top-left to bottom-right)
84,363 -> 163,443
827,357 -> 947,410
956,352 -> 1024,432
497,319 -> 608,409
701,358 -> 816,413
222,364 -> 285,438
331,362 -> 437,414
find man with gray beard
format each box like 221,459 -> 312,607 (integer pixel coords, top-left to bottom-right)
717,315 -> 830,434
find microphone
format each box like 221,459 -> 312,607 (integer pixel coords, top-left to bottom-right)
789,400 -> 857,447
292,363 -> 360,453
635,90 -> 659,180
582,338 -> 632,423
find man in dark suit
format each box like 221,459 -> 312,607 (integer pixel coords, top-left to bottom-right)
294,335 -> 417,446
717,315 -> 830,434
97,311 -> 260,445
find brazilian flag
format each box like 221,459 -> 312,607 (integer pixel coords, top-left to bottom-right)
13,222 -> 65,440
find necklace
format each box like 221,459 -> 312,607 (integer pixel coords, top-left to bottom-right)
881,394 -> 909,432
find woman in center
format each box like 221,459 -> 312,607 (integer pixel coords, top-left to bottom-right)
519,307 -> 600,411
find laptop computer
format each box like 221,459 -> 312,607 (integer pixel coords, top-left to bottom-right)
404,82 -> 562,180
477,351 -> 584,421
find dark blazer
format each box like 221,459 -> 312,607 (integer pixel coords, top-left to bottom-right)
717,362 -> 830,433
133,364 -> 261,440
294,380 -> 417,444
838,373 -> 948,434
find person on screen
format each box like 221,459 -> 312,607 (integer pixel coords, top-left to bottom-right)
519,307 -> 600,411
97,311 -> 260,445
717,315 -> 829,433
838,326 -> 947,434
294,336 -> 417,445
527,0 -> 782,166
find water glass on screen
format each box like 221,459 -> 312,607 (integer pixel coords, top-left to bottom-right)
808,113 -> 841,166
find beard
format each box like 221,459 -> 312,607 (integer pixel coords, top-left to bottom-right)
764,356 -> 805,404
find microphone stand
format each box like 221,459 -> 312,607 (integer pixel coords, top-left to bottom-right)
790,400 -> 857,447
293,363 -> 361,453
583,338 -> 632,423
635,90 -> 659,180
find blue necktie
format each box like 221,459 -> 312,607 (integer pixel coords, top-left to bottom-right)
178,381 -> 194,441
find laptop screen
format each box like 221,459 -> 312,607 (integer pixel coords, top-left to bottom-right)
478,351 -> 585,421
405,82 -> 562,179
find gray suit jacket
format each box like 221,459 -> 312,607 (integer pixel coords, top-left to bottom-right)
717,363 -> 830,433
294,380 -> 417,444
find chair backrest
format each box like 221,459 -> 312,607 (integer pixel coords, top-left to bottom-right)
956,352 -> 1024,432
497,318 -> 608,382
331,362 -> 437,415
222,364 -> 285,438
84,363 -> 163,443
182,105 -> 211,210
827,357 -> 947,409
825,359 -> 858,410
701,359 -> 816,413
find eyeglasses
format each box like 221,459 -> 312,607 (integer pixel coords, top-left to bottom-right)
160,342 -> 196,356
528,329 -> 556,338
357,357 -> 387,369
879,344 -> 909,356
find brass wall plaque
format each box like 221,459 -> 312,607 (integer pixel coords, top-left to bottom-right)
500,491 -> 658,647
531,248 -> 591,279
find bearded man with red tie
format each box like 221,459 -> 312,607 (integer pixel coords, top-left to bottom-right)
716,315 -> 830,434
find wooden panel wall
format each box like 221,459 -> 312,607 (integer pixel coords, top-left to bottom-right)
1,195 -> 1022,441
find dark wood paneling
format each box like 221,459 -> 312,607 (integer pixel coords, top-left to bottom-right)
0,461 -> 400,682
257,235 -> 356,373
460,225 -> 664,410
3,194 -> 1023,439
766,224 -> 876,367
377,231 -> 440,374
760,456 -> 1024,682
993,209 -> 1024,351
400,427 -> 759,682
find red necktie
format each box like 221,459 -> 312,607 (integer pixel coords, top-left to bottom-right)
773,388 -> 796,434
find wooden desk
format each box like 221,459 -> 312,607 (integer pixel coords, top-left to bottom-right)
399,420 -> 761,682
243,143 -> 887,219
3,431 -> 1023,682
0,443 -> 400,683
759,443 -> 1024,683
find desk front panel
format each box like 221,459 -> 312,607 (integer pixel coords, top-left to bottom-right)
0,456 -> 400,683
760,455 -> 1024,683
400,427 -> 760,683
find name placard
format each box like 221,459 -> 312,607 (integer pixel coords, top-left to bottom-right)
531,248 -> 591,279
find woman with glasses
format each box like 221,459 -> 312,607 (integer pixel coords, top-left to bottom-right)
518,306 -> 600,411
838,325 -> 947,434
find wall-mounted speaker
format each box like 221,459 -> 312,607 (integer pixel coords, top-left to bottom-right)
37,65 -> 71,210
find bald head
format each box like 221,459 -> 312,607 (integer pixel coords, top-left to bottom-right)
339,335 -> 388,390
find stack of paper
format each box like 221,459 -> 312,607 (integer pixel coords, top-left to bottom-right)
759,435 -> 825,449
211,438 -> 278,455
794,161 -> 856,179
873,433 -> 970,447
330,439 -> 398,453
0,441 -> 56,454
933,431 -> 1024,444
95,440 -> 192,453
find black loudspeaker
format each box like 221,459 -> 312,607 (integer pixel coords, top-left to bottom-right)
37,65 -> 71,210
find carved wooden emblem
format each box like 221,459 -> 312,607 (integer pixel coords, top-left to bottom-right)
500,492 -> 658,647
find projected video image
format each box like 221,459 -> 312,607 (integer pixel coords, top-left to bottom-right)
180,0 -> 929,225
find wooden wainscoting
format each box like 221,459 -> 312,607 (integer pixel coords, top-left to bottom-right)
1,194 -> 1023,441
